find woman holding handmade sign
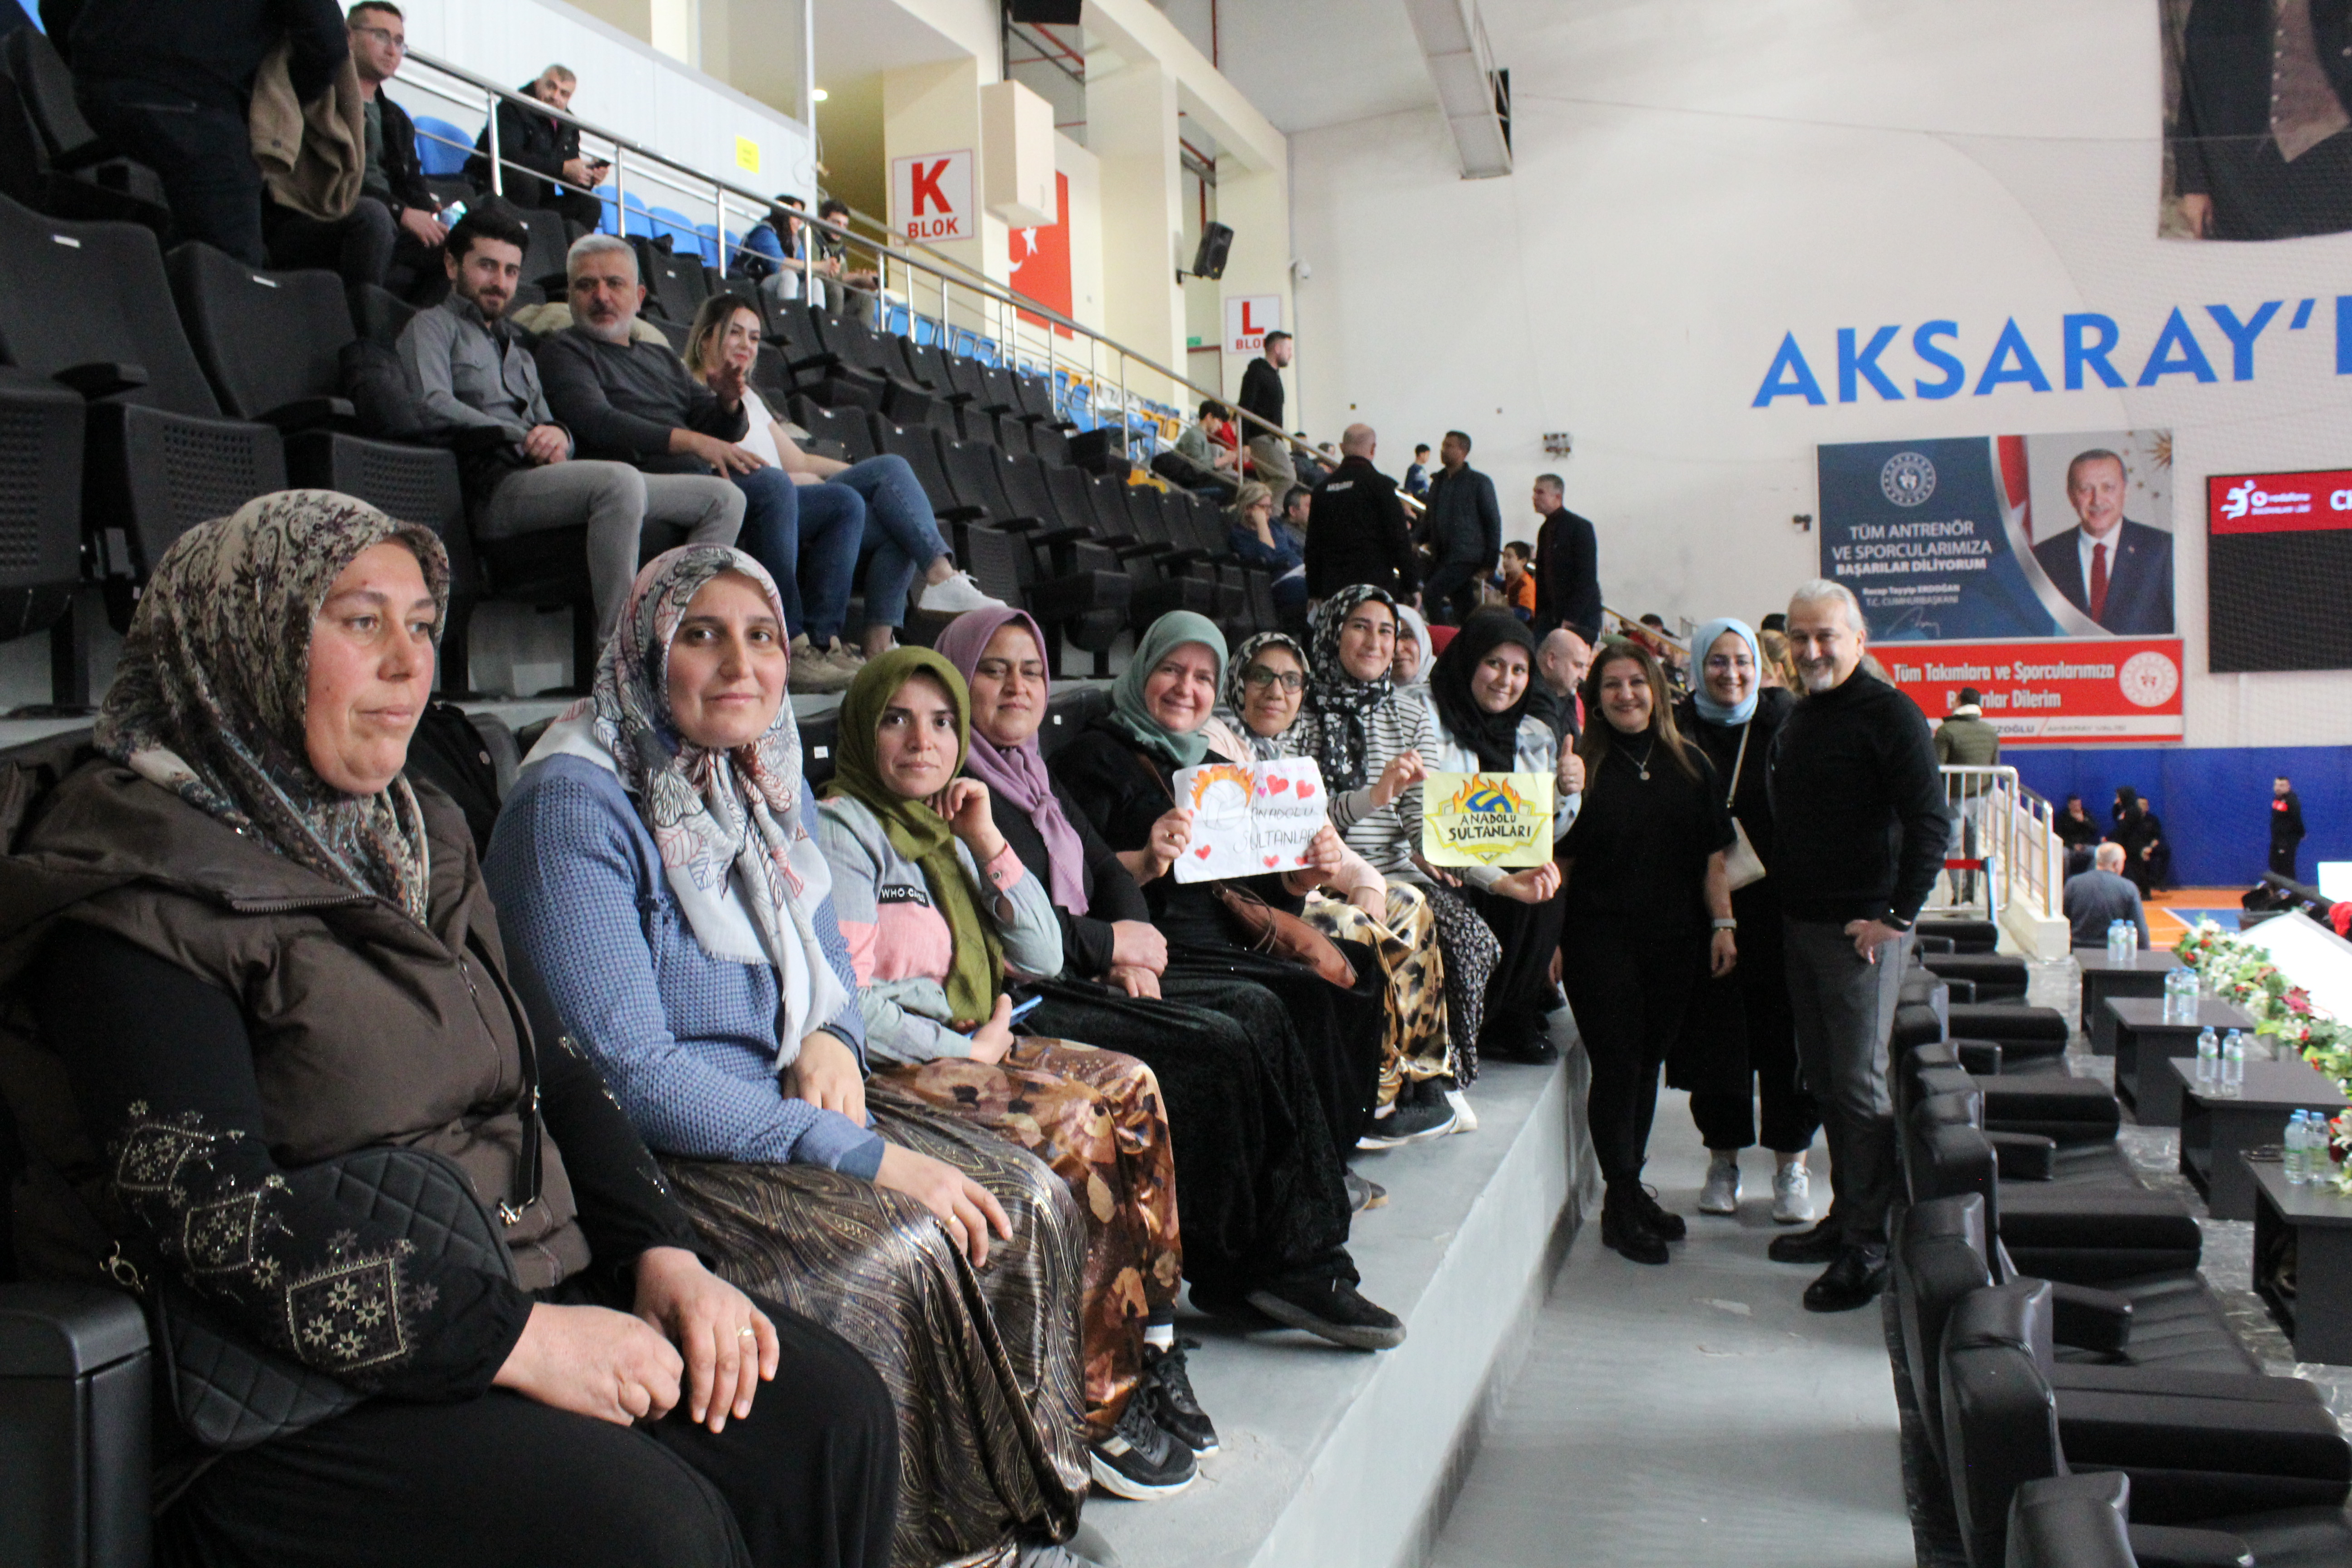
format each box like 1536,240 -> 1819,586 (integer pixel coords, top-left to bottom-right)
1560,640 -> 1740,1265
1417,610 -> 1585,1065
813,647 -> 1207,1502
1671,618 -> 1820,1226
1049,612 -> 1405,1351
1211,631 -> 1457,1143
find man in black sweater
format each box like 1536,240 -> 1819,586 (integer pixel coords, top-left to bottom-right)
60,0 -> 348,267
1531,472 -> 1603,638
1237,329 -> 1295,494
1414,430 -> 1502,626
1764,580 -> 1947,1313
2271,775 -> 2308,879
1305,423 -> 1420,605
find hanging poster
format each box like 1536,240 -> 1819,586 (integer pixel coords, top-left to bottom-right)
1171,757 -> 1327,882
1422,772 -> 1556,867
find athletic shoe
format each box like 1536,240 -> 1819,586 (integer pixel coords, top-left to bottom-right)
1245,1278 -> 1407,1350
1698,1153 -> 1741,1215
816,636 -> 867,673
1802,1247 -> 1889,1313
915,569 -> 1007,615
1344,1170 -> 1387,1212
1599,1187 -> 1669,1265
1017,1543 -> 1107,1568
786,634 -> 853,694
1630,1185 -> 1686,1241
1772,1163 -> 1814,1225
1443,1085 -> 1479,1134
1141,1338 -> 1219,1455
1355,1081 -> 1457,1148
1768,1220 -> 1844,1264
1089,1384 -> 1197,1499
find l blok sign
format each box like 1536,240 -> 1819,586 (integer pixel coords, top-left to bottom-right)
1171,758 -> 1327,882
1225,295 -> 1281,356
891,149 -> 972,243
1877,638 -> 2185,744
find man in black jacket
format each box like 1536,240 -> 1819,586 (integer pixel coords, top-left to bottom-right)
1764,580 -> 1947,1313
468,65 -> 606,234
62,0 -> 348,266
1414,430 -> 1501,625
1531,472 -> 1603,638
1305,423 -> 1420,605
2271,775 -> 2308,878
1235,329 -> 1294,495
265,3 -> 444,293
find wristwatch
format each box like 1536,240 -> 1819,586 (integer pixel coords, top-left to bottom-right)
1711,917 -> 1737,931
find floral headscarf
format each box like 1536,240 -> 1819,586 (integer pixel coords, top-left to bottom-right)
934,607 -> 1089,917
523,545 -> 846,1066
96,490 -> 449,923
1218,631 -> 1309,763
1297,583 -> 1399,792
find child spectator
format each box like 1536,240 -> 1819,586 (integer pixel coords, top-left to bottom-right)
1491,541 -> 1536,622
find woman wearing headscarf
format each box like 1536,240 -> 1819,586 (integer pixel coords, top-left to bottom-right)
816,648 -> 1200,1502
936,609 -> 1375,1409
1392,603 -> 1435,687
1668,618 -> 1819,1228
1560,639 -> 1739,1265
0,496 -> 897,1568
1418,610 -> 1584,1064
1049,612 -> 1404,1350
1213,632 -> 1457,1135
486,546 -> 1094,1567
2112,786 -> 2167,895
1286,585 -> 1510,1085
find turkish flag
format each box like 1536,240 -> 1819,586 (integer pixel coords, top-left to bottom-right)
1009,172 -> 1073,338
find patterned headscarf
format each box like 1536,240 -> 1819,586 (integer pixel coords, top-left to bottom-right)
1298,583 -> 1399,792
934,607 -> 1088,917
1218,631 -> 1309,762
823,648 -> 1007,1025
522,545 -> 847,1066
1103,611 -> 1228,769
96,490 -> 449,923
1393,603 -> 1435,686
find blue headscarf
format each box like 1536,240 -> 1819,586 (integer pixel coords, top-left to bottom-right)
1689,617 -> 1761,726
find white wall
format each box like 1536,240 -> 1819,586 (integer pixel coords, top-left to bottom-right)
1289,0 -> 2352,748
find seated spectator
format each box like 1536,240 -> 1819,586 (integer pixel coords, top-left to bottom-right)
467,64 -> 606,235
265,3 -> 445,294
1174,398 -> 1243,494
1491,540 -> 1537,622
681,296 -> 1000,658
1209,631 -> 1455,1140
728,194 -> 812,299
1392,603 -> 1433,687
939,608 -> 1382,1406
68,0 -> 348,267
1225,480 -> 1307,612
817,197 -> 882,300
1528,624 -> 1591,746
534,234 -> 862,691
0,493 -> 896,1567
485,548 -> 1093,1567
2112,786 -> 2168,894
399,207 -> 741,641
815,649 -> 1202,1499
2056,792 -> 2104,853
1049,613 -> 1403,1347
2065,842 -> 2151,948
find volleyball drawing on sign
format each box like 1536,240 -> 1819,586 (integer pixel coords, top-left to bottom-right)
1422,772 -> 1556,867
891,149 -> 973,242
1171,758 -> 1328,882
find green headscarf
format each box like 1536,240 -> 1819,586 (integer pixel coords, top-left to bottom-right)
1103,611 -> 1229,768
823,646 -> 1007,1025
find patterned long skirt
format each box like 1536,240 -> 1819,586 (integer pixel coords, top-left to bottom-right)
877,1038 -> 1180,1441
1417,883 -> 1504,1085
1303,883 -> 1452,1105
663,1085 -> 1089,1568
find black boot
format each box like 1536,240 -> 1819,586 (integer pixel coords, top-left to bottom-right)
1599,1185 -> 1669,1265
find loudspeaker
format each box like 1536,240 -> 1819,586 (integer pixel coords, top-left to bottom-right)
1190,222 -> 1232,281
1008,0 -> 1083,23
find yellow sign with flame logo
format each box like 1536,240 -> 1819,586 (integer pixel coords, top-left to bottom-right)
1421,771 -> 1555,867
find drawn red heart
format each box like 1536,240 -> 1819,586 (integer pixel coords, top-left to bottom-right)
1295,853 -> 1310,865
1296,781 -> 1316,799
1268,776 -> 1289,793
1264,854 -> 1280,867
1194,846 -> 1213,860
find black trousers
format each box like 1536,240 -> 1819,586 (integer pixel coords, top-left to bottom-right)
1686,916 -> 1821,1154
76,76 -> 265,265
1462,883 -> 1567,1062
2271,839 -> 2301,880
265,195 -> 439,294
163,1293 -> 899,1568
1563,922 -> 1705,1187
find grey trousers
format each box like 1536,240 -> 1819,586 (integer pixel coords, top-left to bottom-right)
483,460 -> 745,638
1247,433 -> 1297,496
1782,919 -> 1910,1254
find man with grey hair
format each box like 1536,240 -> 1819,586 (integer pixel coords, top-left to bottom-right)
1304,422 -> 1420,605
2064,842 -> 2150,949
467,63 -> 608,233
1762,579 -> 1947,1312
1530,473 -> 1602,639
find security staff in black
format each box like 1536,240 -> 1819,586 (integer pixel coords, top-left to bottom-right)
1305,424 -> 1421,604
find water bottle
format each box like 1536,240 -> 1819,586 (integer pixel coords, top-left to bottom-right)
2195,1026 -> 2220,1088
2119,920 -> 2138,961
2298,1112 -> 2322,1186
2165,966 -> 2196,1024
2286,1111 -> 2311,1185
2221,1029 -> 2247,1095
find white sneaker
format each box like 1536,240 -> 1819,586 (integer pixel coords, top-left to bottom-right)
1443,1087 -> 1478,1134
1771,1162 -> 1813,1225
1698,1152 -> 1741,1215
916,569 -> 1007,615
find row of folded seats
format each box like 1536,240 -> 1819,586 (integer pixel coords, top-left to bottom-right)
1887,944 -> 2352,1566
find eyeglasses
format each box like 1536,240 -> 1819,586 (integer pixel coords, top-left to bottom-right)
353,25 -> 407,51
1244,667 -> 1303,692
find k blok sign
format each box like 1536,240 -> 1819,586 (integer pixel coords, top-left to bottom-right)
1879,638 -> 2185,744
1225,294 -> 1281,356
891,149 -> 972,243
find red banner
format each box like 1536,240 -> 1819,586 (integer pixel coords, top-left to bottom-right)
2208,469 -> 2352,535
1009,172 -> 1073,338
1876,638 -> 2185,744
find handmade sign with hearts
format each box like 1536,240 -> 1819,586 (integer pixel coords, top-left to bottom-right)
1171,756 -> 1329,883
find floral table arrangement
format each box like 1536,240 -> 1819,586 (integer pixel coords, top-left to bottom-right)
2175,919 -> 2352,1194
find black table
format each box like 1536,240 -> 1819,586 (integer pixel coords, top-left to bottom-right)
2179,1058 -> 2351,1220
2251,1161 -> 2352,1365
2077,947 -> 2177,1056
2111,996 -> 2252,1126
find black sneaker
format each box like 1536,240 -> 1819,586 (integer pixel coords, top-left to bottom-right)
1245,1277 -> 1407,1350
1357,1080 -> 1459,1148
1089,1380 -> 1198,1499
1631,1185 -> 1686,1242
1141,1338 -> 1219,1455
1802,1247 -> 1889,1313
1767,1220 -> 1844,1265
1599,1188 -> 1668,1265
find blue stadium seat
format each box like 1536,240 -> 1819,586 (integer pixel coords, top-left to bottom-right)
410,113 -> 474,177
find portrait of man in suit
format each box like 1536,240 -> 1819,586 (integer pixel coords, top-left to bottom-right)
2029,449 -> 2175,636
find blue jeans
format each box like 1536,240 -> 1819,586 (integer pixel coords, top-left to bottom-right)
734,468 -> 865,643
831,455 -> 949,630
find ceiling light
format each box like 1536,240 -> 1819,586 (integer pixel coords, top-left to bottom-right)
812,88 -> 829,102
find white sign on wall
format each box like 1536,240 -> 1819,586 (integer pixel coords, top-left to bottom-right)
1225,294 -> 1282,356
891,149 -> 974,243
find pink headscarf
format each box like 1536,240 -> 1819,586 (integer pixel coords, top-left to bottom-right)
932,608 -> 1090,916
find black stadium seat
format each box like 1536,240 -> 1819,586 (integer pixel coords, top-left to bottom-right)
0,367 -> 84,668
0,27 -> 169,238
631,236 -> 710,325
510,206 -> 573,290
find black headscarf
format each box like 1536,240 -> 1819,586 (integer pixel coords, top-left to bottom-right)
1429,608 -> 1537,772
